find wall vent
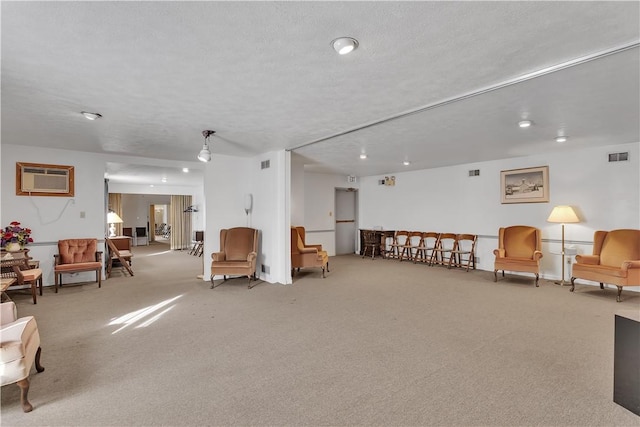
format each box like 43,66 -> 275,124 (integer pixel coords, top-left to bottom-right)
468,169 -> 480,177
261,159 -> 271,169
378,179 -> 386,185
608,152 -> 629,162
16,162 -> 74,196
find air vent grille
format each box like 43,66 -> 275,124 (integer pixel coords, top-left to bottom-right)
608,152 -> 629,162
468,169 -> 480,177
261,160 -> 270,169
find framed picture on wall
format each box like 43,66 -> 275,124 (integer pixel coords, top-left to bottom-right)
500,166 -> 549,204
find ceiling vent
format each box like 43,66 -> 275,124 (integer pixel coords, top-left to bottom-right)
608,152 -> 629,162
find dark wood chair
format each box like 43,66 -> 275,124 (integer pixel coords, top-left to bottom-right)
361,230 -> 379,259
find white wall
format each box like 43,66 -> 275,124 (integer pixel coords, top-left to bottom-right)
250,150 -> 290,285
358,141 -> 639,281
290,153 -> 305,226
1,145 -> 107,286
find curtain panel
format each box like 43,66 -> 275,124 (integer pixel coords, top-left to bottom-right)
170,195 -> 192,250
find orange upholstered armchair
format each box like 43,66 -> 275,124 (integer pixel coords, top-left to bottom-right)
571,229 -> 640,302
494,225 -> 543,286
53,239 -> 103,292
210,227 -> 258,289
291,226 -> 329,278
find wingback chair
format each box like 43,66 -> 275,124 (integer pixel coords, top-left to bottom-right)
494,225 -> 543,286
571,229 -> 640,302
53,239 -> 103,292
291,226 -> 329,278
1,301 -> 45,412
210,227 -> 258,289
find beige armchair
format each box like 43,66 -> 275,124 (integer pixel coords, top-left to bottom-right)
54,239 -> 103,292
1,301 -> 44,412
291,226 -> 329,278
494,225 -> 543,286
571,229 -> 640,302
210,227 -> 258,289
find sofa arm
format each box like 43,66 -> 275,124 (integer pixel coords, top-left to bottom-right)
575,254 -> 600,265
622,260 -> 640,271
493,249 -> 504,258
0,301 -> 17,325
211,252 -> 226,262
299,247 -> 318,254
305,244 -> 323,251
53,254 -> 61,266
95,251 -> 103,262
533,250 -> 543,261
247,252 -> 257,263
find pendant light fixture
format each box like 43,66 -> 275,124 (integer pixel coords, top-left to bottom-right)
198,130 -> 215,162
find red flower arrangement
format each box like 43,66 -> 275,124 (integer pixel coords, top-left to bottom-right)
1,221 -> 34,248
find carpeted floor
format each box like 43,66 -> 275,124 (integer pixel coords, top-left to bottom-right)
2,242 -> 639,426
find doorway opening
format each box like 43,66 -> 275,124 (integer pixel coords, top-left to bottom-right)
335,188 -> 358,255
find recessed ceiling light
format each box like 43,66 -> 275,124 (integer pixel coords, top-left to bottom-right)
161,177 -> 167,183
81,111 -> 102,120
182,168 -> 189,173
403,161 -> 410,166
555,136 -> 568,143
359,153 -> 367,160
518,120 -> 533,128
331,37 -> 359,55
149,185 -> 154,187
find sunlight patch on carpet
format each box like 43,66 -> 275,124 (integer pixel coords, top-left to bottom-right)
108,294 -> 183,334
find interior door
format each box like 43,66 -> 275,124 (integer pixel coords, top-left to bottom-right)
335,189 -> 357,255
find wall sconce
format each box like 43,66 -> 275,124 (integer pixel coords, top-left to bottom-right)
244,194 -> 253,227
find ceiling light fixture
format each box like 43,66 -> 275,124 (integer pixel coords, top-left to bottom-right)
359,153 -> 367,160
182,168 -> 189,173
331,37 -> 359,55
161,177 -> 167,183
555,135 -> 568,143
518,120 -> 533,128
198,130 -> 215,162
81,111 -> 102,120
403,161 -> 410,166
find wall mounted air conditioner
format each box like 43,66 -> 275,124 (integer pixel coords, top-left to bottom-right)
16,162 -> 75,197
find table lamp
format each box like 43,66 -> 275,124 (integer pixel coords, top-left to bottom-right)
547,205 -> 580,285
107,212 -> 123,238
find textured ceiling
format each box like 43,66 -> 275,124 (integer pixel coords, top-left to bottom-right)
2,1 -> 639,181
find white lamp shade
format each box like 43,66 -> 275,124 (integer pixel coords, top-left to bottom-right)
107,212 -> 123,224
547,205 -> 580,223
